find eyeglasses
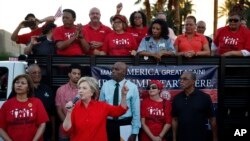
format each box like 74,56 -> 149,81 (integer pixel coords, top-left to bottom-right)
113,21 -> 123,24
229,18 -> 240,23
147,85 -> 158,90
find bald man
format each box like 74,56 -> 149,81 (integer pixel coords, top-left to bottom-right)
196,21 -> 213,51
100,62 -> 141,141
82,7 -> 112,55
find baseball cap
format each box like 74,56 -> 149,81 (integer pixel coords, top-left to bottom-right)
112,14 -> 128,24
148,80 -> 164,90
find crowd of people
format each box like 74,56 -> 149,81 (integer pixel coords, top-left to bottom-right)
1,2 -> 249,141
8,3 -> 250,58
0,61 -> 218,141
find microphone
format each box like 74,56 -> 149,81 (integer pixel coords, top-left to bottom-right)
66,94 -> 80,109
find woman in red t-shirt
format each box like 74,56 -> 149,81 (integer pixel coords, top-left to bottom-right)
141,80 -> 172,141
0,74 -> 48,141
127,11 -> 148,47
101,15 -> 137,56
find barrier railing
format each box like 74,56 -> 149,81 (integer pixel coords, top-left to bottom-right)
27,55 -> 250,140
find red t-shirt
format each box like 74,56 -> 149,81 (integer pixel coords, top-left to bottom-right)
102,32 -> 137,56
127,26 -> 148,48
83,23 -> 112,55
141,98 -> 172,141
17,27 -> 42,45
174,32 -> 208,53
0,97 -> 49,141
64,100 -> 127,141
214,25 -> 250,55
53,25 -> 85,56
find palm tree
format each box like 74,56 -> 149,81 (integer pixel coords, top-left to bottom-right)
218,0 -> 238,19
214,0 -> 218,35
173,0 -> 181,34
218,0 -> 250,26
179,0 -> 194,33
135,0 -> 151,21
134,0 -> 194,34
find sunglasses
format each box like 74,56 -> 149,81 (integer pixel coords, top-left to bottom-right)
147,85 -> 158,90
229,19 -> 239,23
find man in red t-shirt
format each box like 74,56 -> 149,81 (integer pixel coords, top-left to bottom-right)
214,12 -> 250,56
11,13 -> 55,45
53,9 -> 90,56
82,7 -> 112,55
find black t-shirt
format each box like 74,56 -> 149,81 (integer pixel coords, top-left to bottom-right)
172,89 -> 215,141
32,39 -> 55,55
34,83 -> 55,116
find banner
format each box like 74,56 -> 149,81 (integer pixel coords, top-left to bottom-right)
92,65 -> 218,103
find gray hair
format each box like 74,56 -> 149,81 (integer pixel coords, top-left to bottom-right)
27,63 -> 40,73
181,71 -> 196,80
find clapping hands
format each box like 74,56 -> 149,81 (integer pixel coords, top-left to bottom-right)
75,24 -> 83,39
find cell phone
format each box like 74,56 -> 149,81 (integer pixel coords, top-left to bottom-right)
23,20 -> 36,27
36,35 -> 47,42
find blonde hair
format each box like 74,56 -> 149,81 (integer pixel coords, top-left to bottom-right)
77,77 -> 99,99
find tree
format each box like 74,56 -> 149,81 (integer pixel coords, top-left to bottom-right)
135,0 -> 194,34
218,0 -> 250,27
218,0 -> 238,19
135,0 -> 151,21
179,0 -> 194,33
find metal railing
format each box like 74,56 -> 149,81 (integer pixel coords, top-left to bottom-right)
26,55 -> 250,140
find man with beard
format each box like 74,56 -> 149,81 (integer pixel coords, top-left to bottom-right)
55,64 -> 82,141
82,7 -> 112,55
11,13 -> 55,45
99,62 -> 141,141
172,71 -> 218,141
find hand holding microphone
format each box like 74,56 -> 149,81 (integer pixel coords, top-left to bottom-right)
65,95 -> 80,110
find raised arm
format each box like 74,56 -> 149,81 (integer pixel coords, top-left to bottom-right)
37,16 -> 55,24
11,21 -> 26,42
120,81 -> 128,108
